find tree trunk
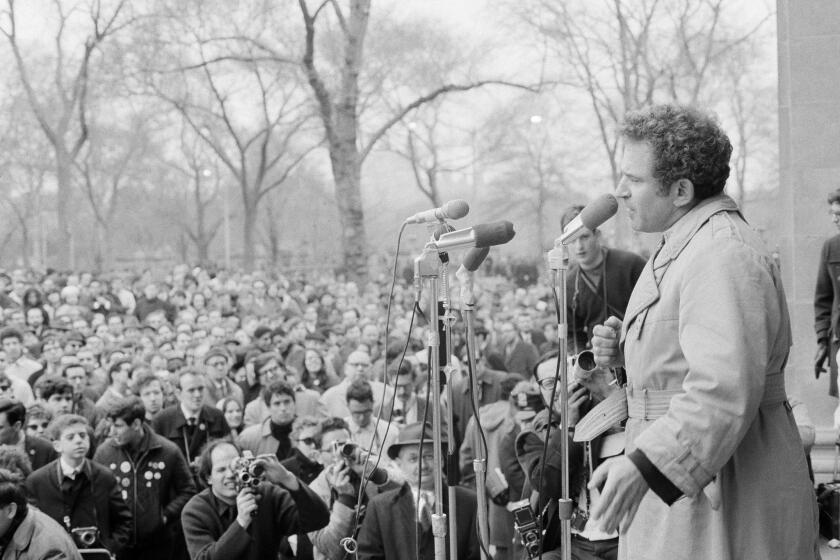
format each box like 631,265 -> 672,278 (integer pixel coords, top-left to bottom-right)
330,141 -> 366,283
242,198 -> 258,270
54,149 -> 73,269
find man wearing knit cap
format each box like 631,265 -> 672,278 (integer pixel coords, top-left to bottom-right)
203,345 -> 244,408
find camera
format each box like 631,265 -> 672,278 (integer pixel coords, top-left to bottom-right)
510,500 -> 542,559
230,450 -> 266,492
71,526 -> 100,548
333,441 -> 389,485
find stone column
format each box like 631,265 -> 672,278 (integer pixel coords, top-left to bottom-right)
777,0 -> 840,430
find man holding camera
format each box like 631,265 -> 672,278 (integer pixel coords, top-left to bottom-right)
181,439 -> 329,560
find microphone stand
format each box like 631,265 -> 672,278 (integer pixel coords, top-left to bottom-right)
414,243 -> 449,560
456,265 -> 490,560
547,241 -> 572,560
436,252 -> 460,560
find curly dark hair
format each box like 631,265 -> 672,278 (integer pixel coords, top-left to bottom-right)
621,104 -> 732,200
828,188 -> 840,205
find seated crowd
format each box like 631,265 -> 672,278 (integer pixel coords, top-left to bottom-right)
0,264 -> 565,560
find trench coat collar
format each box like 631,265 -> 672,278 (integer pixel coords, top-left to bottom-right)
621,194 -> 740,343
655,194 -> 740,270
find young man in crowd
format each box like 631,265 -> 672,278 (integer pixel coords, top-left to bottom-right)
62,363 -> 101,426
25,414 -> 132,555
180,439 -> 329,560
94,396 -> 197,560
95,359 -> 133,417
134,370 -> 165,421
151,369 -> 230,473
238,380 -> 298,460
0,328 -> 37,405
344,379 -> 398,459
0,398 -> 56,471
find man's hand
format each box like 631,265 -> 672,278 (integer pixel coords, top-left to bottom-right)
258,455 -> 300,491
591,316 -> 624,369
564,383 -> 589,427
236,488 -> 259,528
816,342 -> 830,379
588,455 -> 649,534
326,463 -> 356,496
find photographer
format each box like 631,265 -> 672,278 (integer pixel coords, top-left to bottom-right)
514,351 -> 621,560
25,414 -> 132,555
307,417 -> 396,560
180,439 -> 329,560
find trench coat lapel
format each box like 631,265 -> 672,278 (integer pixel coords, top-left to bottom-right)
621,256 -> 661,345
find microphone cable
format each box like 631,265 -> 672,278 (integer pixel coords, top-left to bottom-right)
346,221 -> 420,556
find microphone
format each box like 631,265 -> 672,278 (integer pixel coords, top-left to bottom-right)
434,221 -> 515,251
558,194 -> 618,245
457,248 -> 489,307
462,247 -> 490,272
405,199 -> 470,224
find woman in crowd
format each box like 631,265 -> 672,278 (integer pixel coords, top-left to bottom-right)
219,396 -> 244,437
300,348 -> 338,394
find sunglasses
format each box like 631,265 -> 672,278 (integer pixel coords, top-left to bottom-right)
27,422 -> 48,431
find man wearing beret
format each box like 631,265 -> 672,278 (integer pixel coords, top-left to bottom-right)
356,422 -> 480,560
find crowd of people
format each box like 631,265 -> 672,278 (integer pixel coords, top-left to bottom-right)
0,240 -> 589,560
0,102 -> 823,560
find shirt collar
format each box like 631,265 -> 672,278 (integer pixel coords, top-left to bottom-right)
59,457 -> 84,480
657,194 -> 740,269
180,404 -> 200,424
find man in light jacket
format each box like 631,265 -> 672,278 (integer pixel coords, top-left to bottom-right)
590,104 -> 819,560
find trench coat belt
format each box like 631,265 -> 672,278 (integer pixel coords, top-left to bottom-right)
574,373 -> 788,442
627,372 -> 788,421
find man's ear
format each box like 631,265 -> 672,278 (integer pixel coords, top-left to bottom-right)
671,178 -> 695,208
52,439 -> 62,453
5,502 -> 16,519
131,418 -> 143,431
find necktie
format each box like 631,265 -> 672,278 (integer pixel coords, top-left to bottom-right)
418,491 -> 433,532
186,417 -> 198,438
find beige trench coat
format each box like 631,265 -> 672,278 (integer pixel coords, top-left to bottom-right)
619,195 -> 819,560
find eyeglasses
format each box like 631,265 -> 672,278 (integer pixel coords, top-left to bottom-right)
27,422 -> 48,431
321,440 -> 348,454
297,437 -> 318,447
537,377 -> 556,391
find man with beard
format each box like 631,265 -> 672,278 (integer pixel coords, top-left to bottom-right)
94,396 -> 196,560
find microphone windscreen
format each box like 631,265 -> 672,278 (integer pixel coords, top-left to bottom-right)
473,221 -> 515,248
462,247 -> 490,272
579,194 -> 618,231
442,199 -> 470,220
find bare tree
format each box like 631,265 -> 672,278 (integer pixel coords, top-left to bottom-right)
145,6 -> 321,269
297,0 -> 534,282
512,0 -> 773,246
1,0 -> 135,268
77,115 -> 150,271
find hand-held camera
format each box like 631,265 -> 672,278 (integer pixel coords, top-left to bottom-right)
510,499 -> 541,559
230,450 -> 266,492
333,441 -> 389,485
71,526 -> 100,548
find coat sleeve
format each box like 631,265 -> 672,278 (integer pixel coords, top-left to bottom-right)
633,236 -> 782,497
816,239 -> 834,342
181,498 -> 252,560
162,446 -> 198,523
308,501 -> 356,560
272,480 -> 330,534
355,500 -> 385,560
